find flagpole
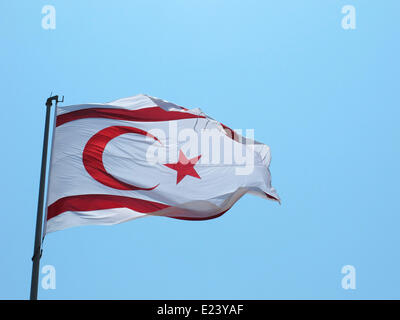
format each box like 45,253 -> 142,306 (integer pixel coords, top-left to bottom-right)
30,95 -> 61,300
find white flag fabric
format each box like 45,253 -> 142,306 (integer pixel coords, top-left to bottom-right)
45,94 -> 279,233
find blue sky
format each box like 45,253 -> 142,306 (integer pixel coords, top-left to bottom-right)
0,1 -> 399,299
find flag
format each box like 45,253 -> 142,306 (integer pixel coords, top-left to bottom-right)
45,94 -> 279,233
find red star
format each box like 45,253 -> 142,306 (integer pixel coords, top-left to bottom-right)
164,150 -> 202,184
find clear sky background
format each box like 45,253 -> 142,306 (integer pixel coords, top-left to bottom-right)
0,1 -> 399,299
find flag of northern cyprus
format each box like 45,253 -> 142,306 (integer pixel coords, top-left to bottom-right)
46,94 -> 279,233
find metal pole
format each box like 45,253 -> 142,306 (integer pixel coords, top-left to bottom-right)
30,95 -> 59,300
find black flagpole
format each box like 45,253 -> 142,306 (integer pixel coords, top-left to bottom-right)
30,95 -> 62,300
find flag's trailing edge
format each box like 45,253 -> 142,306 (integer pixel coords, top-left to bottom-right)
45,94 -> 279,233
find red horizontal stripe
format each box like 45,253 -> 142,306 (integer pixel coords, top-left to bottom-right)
47,194 -> 232,222
56,107 -> 204,127
264,192 -> 280,203
167,209 -> 229,221
220,123 -> 241,143
47,194 -> 170,220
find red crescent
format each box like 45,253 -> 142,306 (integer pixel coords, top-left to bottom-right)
82,125 -> 161,190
